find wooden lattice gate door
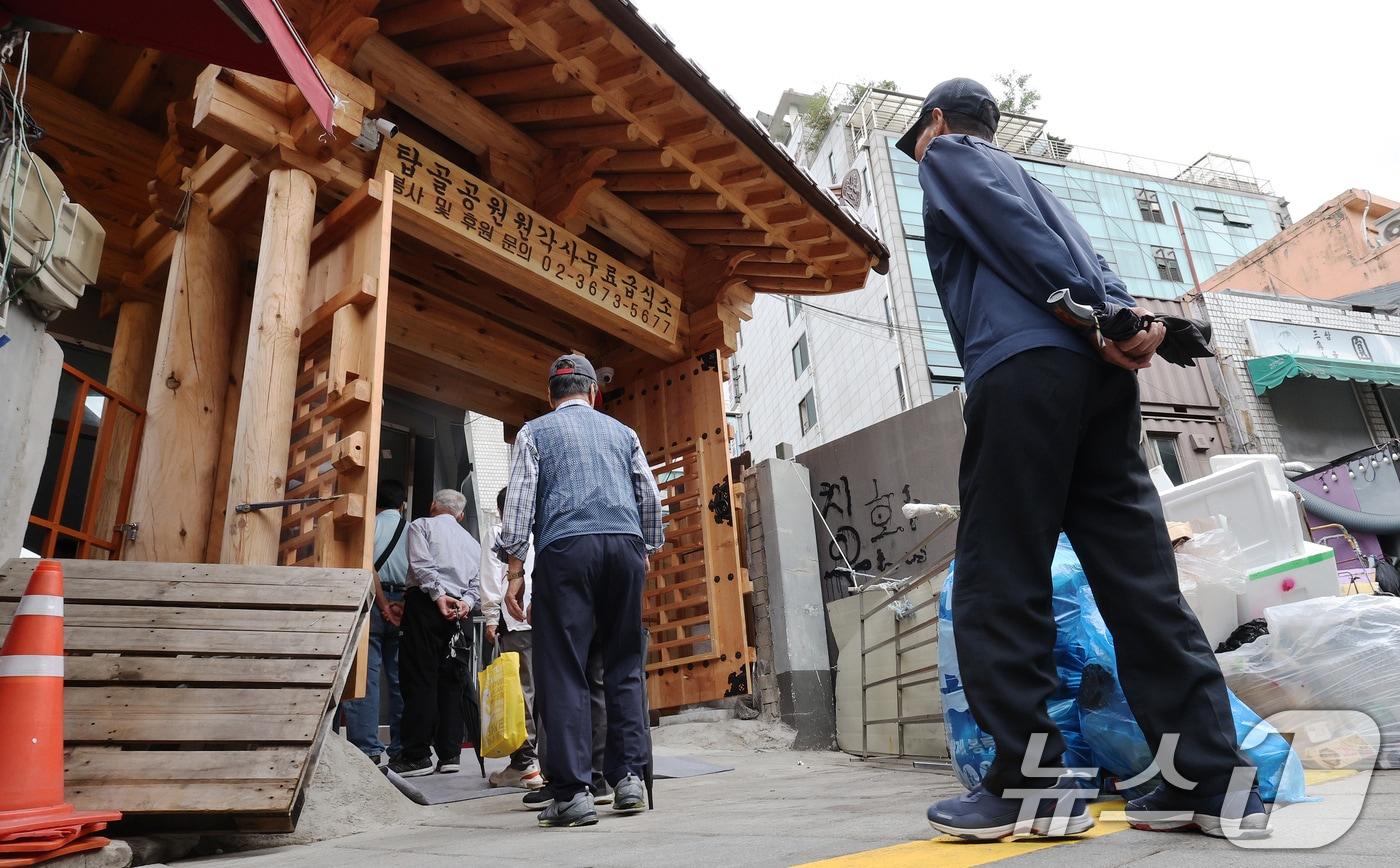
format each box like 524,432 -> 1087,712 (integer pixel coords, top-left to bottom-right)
605,352 -> 750,711
278,175 -> 392,572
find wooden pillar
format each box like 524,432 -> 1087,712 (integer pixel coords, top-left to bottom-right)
124,196 -> 242,562
106,300 -> 160,406
219,168 -> 317,565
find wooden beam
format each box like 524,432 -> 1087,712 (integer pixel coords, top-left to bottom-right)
49,33 -> 101,89
744,276 -> 834,294
533,123 -> 640,149
603,150 -> 675,172
599,172 -> 701,193
379,0 -> 482,36
416,29 -> 527,68
220,169 -> 318,566
385,346 -> 544,426
671,229 -> 771,247
18,70 -> 162,169
455,62 -> 570,97
109,48 -> 163,118
734,261 -> 818,279
651,213 -> 751,231
355,33 -> 545,163
386,278 -> 553,399
125,198 -> 242,563
619,192 -> 725,212
496,94 -> 607,125
106,300 -> 161,408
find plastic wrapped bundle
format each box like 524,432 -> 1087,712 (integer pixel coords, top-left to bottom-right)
1218,595 -> 1400,768
939,535 -> 1308,801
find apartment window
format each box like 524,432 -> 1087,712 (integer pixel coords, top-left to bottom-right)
827,151 -> 837,184
1223,212 -> 1252,228
895,365 -> 907,410
1152,246 -> 1184,282
732,364 -> 744,400
786,296 -> 801,324
1136,189 -> 1165,224
883,296 -> 894,336
798,389 -> 818,434
1149,434 -> 1186,486
791,334 -> 810,378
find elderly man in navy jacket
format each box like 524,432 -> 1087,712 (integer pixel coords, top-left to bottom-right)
899,79 -> 1264,841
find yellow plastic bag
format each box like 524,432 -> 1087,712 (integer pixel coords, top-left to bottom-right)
477,650 -> 527,759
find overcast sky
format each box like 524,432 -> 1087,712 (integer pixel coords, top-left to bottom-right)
634,0 -> 1400,219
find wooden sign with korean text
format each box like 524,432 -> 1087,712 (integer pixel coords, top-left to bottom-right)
376,135 -> 684,358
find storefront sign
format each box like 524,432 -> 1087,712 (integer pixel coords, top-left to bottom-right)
375,134 -> 681,352
1247,319 -> 1400,366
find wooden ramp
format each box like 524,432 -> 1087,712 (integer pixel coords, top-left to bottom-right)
0,559 -> 371,832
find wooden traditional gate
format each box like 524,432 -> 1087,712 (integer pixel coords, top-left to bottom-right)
277,175 -> 392,572
606,352 -> 751,710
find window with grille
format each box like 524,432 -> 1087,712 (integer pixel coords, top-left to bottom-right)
787,296 -> 801,324
895,365 -> 907,410
1152,246 -> 1183,282
791,334 -> 810,378
798,389 -> 818,434
1136,189 -> 1165,224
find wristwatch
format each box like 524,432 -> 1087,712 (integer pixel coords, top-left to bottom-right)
506,569 -> 525,582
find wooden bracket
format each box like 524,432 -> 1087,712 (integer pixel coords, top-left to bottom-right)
534,147 -> 617,229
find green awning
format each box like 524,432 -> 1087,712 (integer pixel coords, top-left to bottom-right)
1247,353 -> 1400,395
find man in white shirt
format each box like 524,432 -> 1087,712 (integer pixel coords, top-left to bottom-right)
481,487 -> 543,790
389,489 -> 481,779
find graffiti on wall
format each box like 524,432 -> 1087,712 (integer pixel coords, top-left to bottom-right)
816,474 -> 932,589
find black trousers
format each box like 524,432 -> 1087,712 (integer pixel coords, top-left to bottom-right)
398,588 -> 467,764
536,642 -> 608,790
533,533 -> 649,801
954,348 -> 1249,796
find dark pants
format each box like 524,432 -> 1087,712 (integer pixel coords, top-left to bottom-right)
341,589 -> 403,759
953,348 -> 1249,796
537,642 -> 608,790
533,533 -> 649,801
398,588 -> 467,764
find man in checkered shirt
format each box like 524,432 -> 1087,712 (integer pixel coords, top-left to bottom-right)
500,353 -> 664,828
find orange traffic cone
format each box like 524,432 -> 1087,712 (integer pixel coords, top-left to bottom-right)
0,560 -> 119,862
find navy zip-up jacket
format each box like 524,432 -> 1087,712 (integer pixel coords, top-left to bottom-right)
918,134 -> 1137,387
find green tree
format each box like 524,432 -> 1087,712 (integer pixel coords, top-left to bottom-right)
799,79 -> 898,156
994,70 -> 1040,115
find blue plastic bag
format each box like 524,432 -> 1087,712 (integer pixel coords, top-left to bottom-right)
938,535 -> 1308,803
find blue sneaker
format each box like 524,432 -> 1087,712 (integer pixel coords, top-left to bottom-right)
928,779 -> 1095,841
1124,784 -> 1269,839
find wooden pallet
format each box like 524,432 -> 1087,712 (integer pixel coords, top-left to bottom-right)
0,558 -> 371,832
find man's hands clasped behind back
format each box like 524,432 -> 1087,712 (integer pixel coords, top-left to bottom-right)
1100,307 -> 1166,372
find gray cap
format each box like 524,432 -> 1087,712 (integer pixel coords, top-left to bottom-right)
894,78 -> 1001,161
549,353 -> 597,382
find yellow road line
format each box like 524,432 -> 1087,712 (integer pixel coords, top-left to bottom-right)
795,800 -> 1129,868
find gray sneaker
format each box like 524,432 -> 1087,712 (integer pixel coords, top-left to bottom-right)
537,790 -> 598,828
613,773 -> 646,814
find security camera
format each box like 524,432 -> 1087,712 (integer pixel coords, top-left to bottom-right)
597,366 -> 616,385
374,117 -> 399,139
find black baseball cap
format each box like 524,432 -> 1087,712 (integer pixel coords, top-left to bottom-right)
549,353 -> 597,382
894,78 -> 1001,161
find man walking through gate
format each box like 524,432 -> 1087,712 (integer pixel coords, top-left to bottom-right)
390,489 -> 481,779
896,79 -> 1263,840
500,354 -> 664,828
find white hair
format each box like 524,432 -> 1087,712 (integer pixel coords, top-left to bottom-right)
433,488 -> 467,517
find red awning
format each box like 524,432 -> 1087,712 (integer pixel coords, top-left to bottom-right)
1,0 -> 337,131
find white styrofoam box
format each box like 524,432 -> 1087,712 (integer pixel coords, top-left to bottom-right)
1271,490 -> 1305,559
1150,465 -> 1176,494
1239,542 -> 1339,622
1162,461 -> 1302,571
1183,579 -> 1242,648
1210,454 -> 1289,493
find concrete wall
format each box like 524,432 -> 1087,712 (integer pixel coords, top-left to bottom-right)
1,303 -> 64,555
1202,190 -> 1400,301
743,458 -> 836,749
1203,290 -> 1400,462
796,392 -> 965,603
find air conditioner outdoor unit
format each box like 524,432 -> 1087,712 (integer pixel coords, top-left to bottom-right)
1376,207 -> 1400,247
0,146 -> 104,318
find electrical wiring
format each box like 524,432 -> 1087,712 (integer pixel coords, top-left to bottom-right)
1,29 -> 58,309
